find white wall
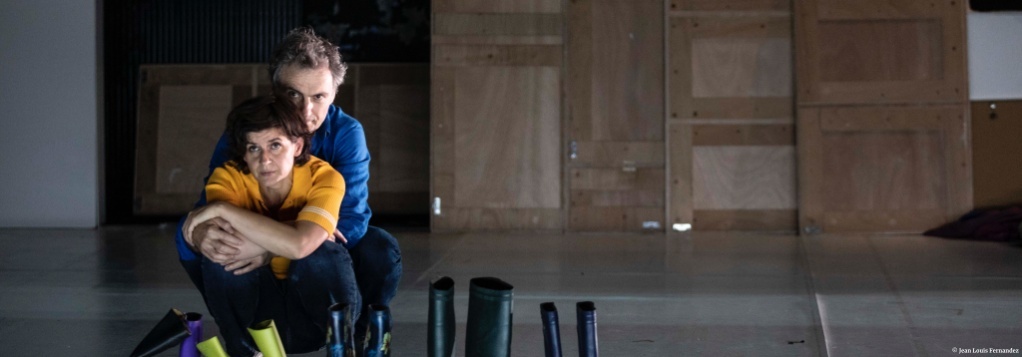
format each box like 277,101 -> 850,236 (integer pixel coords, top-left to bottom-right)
0,0 -> 99,227
968,12 -> 1022,100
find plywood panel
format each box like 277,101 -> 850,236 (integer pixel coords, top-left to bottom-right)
822,132 -> 944,211
568,0 -> 665,232
971,100 -> 1022,208
798,105 -> 971,233
434,45 -> 562,67
667,9 -> 795,231
693,146 -> 796,210
670,16 -> 793,121
694,209 -> 797,231
155,86 -> 233,194
671,0 -> 790,12
569,207 -> 665,231
433,0 -> 561,14
135,64 -> 268,215
571,190 -> 664,207
691,124 -> 794,146
669,122 -> 694,227
444,208 -> 563,231
571,168 -> 665,191
353,64 -> 430,215
796,0 -> 967,104
573,142 -> 664,167
691,38 -> 791,98
435,13 -> 562,36
589,0 -> 664,141
452,67 -> 561,209
818,20 -> 941,83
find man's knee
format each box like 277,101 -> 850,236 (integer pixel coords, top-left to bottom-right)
291,240 -> 354,277
357,226 -> 402,264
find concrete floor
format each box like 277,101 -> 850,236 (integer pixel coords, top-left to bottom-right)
0,226 -> 1020,356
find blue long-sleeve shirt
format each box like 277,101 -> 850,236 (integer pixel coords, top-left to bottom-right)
175,105 -> 372,260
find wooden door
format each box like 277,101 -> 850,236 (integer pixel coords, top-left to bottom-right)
795,0 -> 971,233
972,100 -> 1022,208
667,0 -> 797,231
431,1 -> 564,231
567,0 -> 665,231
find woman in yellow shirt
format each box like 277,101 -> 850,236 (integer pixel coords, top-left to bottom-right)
184,95 -> 359,356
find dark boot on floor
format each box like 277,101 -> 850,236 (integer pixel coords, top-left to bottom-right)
540,302 -> 563,357
328,303 -> 358,357
428,276 -> 455,357
362,304 -> 392,357
576,301 -> 598,357
465,277 -> 514,357
179,312 -> 203,357
131,308 -> 191,357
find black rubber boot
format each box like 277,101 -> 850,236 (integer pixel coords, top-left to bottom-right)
327,302 -> 358,357
540,302 -> 563,357
465,277 -> 514,357
428,276 -> 455,357
576,301 -> 598,357
362,304 -> 392,357
130,308 -> 190,357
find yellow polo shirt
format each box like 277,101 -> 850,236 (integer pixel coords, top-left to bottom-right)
205,155 -> 345,279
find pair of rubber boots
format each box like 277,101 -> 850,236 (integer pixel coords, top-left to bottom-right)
129,310 -> 288,357
327,303 -> 392,357
429,276 -> 515,357
540,301 -> 599,357
130,308 -> 204,357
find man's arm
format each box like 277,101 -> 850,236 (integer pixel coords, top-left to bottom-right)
328,111 -> 372,247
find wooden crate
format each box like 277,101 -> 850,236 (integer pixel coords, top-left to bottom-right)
431,0 -> 565,231
667,0 -> 797,231
794,0 -> 971,234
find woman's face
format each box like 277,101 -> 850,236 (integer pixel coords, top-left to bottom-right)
243,127 -> 303,189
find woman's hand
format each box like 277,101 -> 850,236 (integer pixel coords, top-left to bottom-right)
184,201 -> 229,243
223,251 -> 273,275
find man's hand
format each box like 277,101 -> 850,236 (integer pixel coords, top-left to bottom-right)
193,218 -> 243,264
222,251 -> 272,275
333,229 -> 348,245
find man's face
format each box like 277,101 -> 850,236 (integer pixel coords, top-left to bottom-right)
276,64 -> 337,132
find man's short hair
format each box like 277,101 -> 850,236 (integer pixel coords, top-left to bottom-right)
269,27 -> 347,88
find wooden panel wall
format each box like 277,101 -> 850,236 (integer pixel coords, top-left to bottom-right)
667,0 -> 797,231
348,64 -> 431,215
568,0 -> 665,231
795,0 -> 971,233
135,64 -> 270,215
431,0 -> 564,231
972,100 -> 1022,208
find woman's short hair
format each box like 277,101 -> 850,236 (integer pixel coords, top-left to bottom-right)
224,95 -> 312,173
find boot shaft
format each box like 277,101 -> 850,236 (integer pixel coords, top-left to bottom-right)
576,301 -> 598,357
327,303 -> 357,357
428,276 -> 455,357
363,304 -> 392,357
540,302 -> 563,357
465,277 -> 514,357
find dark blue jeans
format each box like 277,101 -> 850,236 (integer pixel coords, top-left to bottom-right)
179,226 -> 402,353
201,240 -> 360,356
349,226 -> 403,343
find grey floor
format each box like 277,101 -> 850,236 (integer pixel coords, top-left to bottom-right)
1,226 -> 1020,356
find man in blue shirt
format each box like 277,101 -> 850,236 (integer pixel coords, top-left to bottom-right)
175,27 -> 402,354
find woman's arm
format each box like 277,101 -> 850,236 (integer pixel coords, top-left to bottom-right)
186,201 -> 330,260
